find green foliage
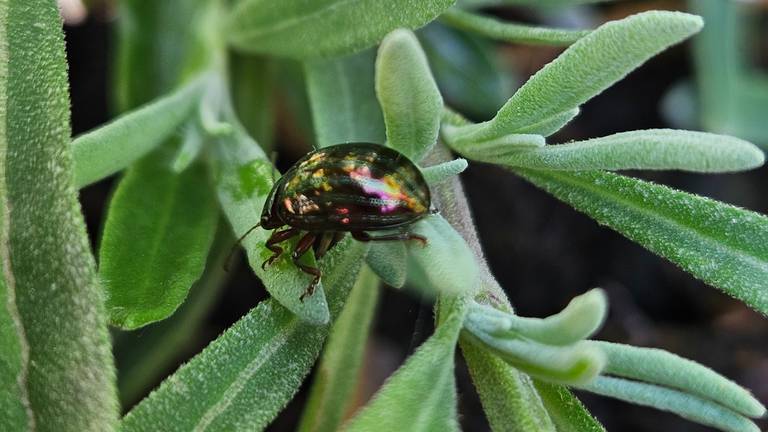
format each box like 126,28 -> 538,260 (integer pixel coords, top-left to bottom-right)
0,1 -> 118,430
516,169 -> 768,316
228,0 -> 457,58
99,147 -> 218,329
533,381 -> 605,432
462,129 -> 764,173
122,240 -> 367,432
375,29 -> 443,161
422,158 -> 468,185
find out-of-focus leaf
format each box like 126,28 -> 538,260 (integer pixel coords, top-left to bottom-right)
516,169 -> 768,316
420,23 -> 513,120
366,241 -> 407,288
304,49 -> 385,148
343,298 -> 467,432
473,129 -> 764,173
72,78 -> 205,187
449,11 -> 703,143
122,240 -> 367,431
0,1 -> 118,429
230,53 -> 275,151
375,29 -> 442,161
100,146 -> 218,330
298,265 -> 380,432
227,0 -> 456,59
441,9 -> 589,46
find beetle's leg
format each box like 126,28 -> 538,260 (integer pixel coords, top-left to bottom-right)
351,231 -> 428,247
262,228 -> 300,270
292,232 -> 322,301
314,232 -> 345,259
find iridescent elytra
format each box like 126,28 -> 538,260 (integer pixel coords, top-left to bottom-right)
237,142 -> 433,300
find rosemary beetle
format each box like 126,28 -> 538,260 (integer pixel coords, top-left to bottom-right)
235,143 -> 432,301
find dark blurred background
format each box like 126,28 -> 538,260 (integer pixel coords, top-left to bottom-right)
68,0 -> 768,430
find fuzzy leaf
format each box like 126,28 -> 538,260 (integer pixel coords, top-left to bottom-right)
298,266 -> 380,432
376,29 -> 442,161
593,341 -> 766,418
366,242 -> 407,288
305,49 -> 385,148
227,0 -> 456,59
122,240 -> 367,432
0,1 -> 118,429
407,215 -> 480,297
441,9 -> 589,46
343,298 -> 467,432
99,146 -> 218,330
211,127 -> 333,324
461,338 -> 557,432
450,11 -> 703,144
533,381 -> 605,432
422,158 -> 468,186
577,376 -> 761,432
72,78 -> 205,187
516,169 -> 768,316
481,129 -> 764,173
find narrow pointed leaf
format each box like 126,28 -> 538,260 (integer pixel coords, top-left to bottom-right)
577,376 -> 761,432
376,29 -> 442,161
422,158 -> 468,186
298,266 -> 380,432
533,380 -> 605,432
343,299 -> 467,432
461,338 -> 557,432
227,0 -> 456,59
122,240 -> 367,432
593,341 -> 766,418
450,11 -> 703,144
100,146 -> 218,330
72,78 -> 205,187
305,49 -> 385,148
516,168 -> 768,316
488,129 -> 764,173
211,126 -> 332,324
0,1 -> 118,429
367,242 -> 407,288
441,9 -> 589,46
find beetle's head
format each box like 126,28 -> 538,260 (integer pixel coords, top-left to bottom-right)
260,186 -> 283,230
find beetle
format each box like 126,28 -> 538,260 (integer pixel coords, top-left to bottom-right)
236,142 -> 433,301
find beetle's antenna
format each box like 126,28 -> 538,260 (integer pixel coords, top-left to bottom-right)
224,223 -> 261,272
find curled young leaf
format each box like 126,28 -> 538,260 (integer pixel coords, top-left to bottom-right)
421,158 -> 468,186
376,29 -> 443,161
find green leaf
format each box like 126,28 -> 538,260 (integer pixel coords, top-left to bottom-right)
343,298 -> 467,432
114,224 -> 231,407
533,380 -> 605,432
515,169 -> 768,316
577,376 -> 761,432
469,288 -> 607,345
419,23 -> 513,120
376,29 -> 442,161
592,341 -> 766,418
211,124 -> 333,324
422,158 -> 468,186
99,146 -> 218,330
460,338 -> 557,432
304,49 -> 385,148
440,9 -> 589,46
230,53 -> 275,151
366,242 -> 407,288
0,1 -> 118,430
407,215 -> 480,297
71,77 -> 205,188
227,0 -> 457,59
298,265 -> 380,432
122,240 -> 367,432
171,122 -> 205,173
449,11 -> 703,144
473,129 -> 764,173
